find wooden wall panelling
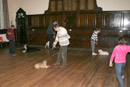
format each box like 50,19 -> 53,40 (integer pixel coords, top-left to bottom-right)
87,13 -> 95,28
26,8 -> 130,48
36,29 -> 47,45
69,30 -> 92,48
123,12 -> 130,28
57,14 -> 63,26
72,0 -> 77,11
63,0 -> 76,11
79,30 -> 88,47
71,30 -> 82,47
68,0 -> 72,11
27,16 -> 32,28
80,0 -> 85,10
28,15 -> 45,28
32,16 -> 39,28
27,29 -> 47,45
87,0 -> 94,10
113,13 -> 122,28
50,0 -> 56,12
85,30 -> 93,47
98,30 -> 120,48
57,0 -> 63,11
78,30 -> 93,47
48,0 -> 102,12
104,12 -> 114,29
63,0 -> 69,11
96,13 -> 102,27
43,15 -> 46,28
45,15 -> 50,27
76,13 -> 80,28
64,13 -> 77,29
79,14 -> 86,28
62,14 -> 66,27
26,29 -> 35,44
39,15 -> 44,28
50,15 -> 57,23
63,0 -> 67,11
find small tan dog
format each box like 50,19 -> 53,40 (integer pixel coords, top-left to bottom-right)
34,60 -> 49,69
98,49 -> 109,55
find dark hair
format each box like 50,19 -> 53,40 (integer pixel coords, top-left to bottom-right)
118,36 -> 128,45
96,27 -> 101,31
11,25 -> 14,27
53,24 -> 60,28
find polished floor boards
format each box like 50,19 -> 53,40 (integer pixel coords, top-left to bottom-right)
0,47 -> 130,87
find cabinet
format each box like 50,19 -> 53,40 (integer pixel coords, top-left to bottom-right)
16,8 -> 27,44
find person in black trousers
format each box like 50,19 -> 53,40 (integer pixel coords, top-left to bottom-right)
47,21 -> 57,49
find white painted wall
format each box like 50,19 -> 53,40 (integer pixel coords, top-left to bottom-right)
7,0 -> 130,26
8,0 -> 17,26
14,0 -> 49,14
8,0 -> 49,26
97,0 -> 130,11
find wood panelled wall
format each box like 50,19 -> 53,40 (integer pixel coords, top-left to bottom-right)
47,0 -> 102,12
26,11 -> 130,48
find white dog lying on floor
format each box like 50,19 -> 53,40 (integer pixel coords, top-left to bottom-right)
34,60 -> 49,69
98,49 -> 109,55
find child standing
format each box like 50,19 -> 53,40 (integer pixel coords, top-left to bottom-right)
6,25 -> 16,56
91,28 -> 101,55
109,36 -> 130,87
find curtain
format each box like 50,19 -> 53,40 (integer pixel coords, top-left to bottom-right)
0,0 -> 4,29
0,0 -> 9,29
3,0 -> 9,28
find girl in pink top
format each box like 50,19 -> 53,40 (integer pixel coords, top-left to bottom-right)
109,36 -> 130,87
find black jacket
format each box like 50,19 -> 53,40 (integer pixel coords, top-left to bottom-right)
47,23 -> 55,35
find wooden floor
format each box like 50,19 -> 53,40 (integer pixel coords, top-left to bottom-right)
0,47 -> 130,87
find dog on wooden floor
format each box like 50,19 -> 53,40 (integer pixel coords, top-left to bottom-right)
44,41 -> 54,49
45,41 -> 50,48
98,49 -> 109,55
22,44 -> 42,53
34,60 -> 49,69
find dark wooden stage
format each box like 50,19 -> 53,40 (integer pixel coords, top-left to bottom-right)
0,47 -> 130,87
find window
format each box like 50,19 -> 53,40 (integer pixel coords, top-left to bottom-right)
0,0 -> 9,29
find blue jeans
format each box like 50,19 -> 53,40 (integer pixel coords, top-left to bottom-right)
91,40 -> 95,52
115,63 -> 126,87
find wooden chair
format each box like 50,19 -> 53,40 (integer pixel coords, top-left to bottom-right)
0,37 -> 8,48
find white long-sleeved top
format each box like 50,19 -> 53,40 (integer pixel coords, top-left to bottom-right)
54,27 -> 70,46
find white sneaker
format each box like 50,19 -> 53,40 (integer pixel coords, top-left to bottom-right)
122,75 -> 124,79
92,52 -> 97,55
